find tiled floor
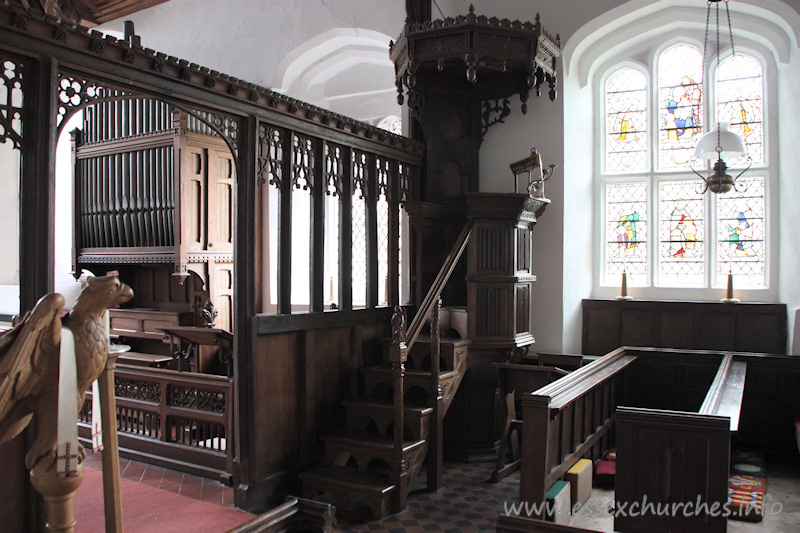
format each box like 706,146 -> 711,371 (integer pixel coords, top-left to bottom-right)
335,462 -> 520,532
84,452 -> 800,532
83,451 -> 236,508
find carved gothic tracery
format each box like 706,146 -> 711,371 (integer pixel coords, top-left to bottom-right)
291,134 -> 315,192
115,378 -> 161,403
168,386 -> 226,413
0,57 -> 23,150
56,74 -> 111,129
352,150 -> 368,200
325,143 -> 344,197
258,123 -> 284,188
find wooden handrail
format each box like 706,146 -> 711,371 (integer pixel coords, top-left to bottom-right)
405,220 -> 473,352
524,347 -> 637,410
387,218 -> 472,509
699,353 -> 747,431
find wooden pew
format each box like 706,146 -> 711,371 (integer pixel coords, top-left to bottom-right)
519,348 -> 638,518
492,363 -> 569,482
615,352 -> 747,533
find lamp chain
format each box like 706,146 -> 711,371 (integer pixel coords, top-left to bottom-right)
725,0 -> 736,58
701,1 -> 711,91
716,0 -> 721,151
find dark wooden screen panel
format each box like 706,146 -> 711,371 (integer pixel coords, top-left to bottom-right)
582,299 -> 787,355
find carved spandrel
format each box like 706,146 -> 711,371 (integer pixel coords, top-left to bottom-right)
0,57 -> 24,150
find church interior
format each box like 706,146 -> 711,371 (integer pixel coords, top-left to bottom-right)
1,0 -> 799,531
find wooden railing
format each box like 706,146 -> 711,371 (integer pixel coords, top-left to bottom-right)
519,348 -> 638,517
79,364 -> 233,482
388,219 -> 473,508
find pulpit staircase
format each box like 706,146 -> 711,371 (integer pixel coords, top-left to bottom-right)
300,221 -> 473,518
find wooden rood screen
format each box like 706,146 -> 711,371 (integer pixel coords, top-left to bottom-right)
79,365 -> 233,482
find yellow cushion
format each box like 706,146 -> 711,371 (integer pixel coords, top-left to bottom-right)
567,458 -> 592,475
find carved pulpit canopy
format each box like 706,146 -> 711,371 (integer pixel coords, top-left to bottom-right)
390,4 -> 561,116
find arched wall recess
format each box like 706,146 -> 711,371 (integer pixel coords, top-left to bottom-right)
564,0 -> 800,89
273,27 -> 397,121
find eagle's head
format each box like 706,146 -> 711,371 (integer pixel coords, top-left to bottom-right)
73,275 -> 134,318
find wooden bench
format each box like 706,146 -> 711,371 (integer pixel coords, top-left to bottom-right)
492,363 -> 569,482
116,351 -> 173,368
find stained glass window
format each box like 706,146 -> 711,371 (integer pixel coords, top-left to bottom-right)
600,41 -> 769,292
658,44 -> 703,169
716,54 -> 764,165
605,183 -> 648,284
717,176 -> 766,288
605,67 -> 648,172
658,180 -> 705,285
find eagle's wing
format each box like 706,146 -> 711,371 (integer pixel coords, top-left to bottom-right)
0,293 -> 64,443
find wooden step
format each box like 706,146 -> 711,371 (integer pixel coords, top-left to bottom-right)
381,335 -> 470,372
300,465 -> 395,519
342,399 -> 432,440
363,367 -> 461,408
321,430 -> 427,480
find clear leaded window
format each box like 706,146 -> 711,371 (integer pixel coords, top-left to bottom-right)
601,43 -> 767,289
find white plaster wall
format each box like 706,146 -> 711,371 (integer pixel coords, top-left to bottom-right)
778,48 -> 800,353
0,140 -> 20,315
97,0 -> 407,90
53,113 -> 85,308
561,77 -> 594,353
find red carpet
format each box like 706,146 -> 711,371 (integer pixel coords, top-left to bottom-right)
74,466 -> 254,532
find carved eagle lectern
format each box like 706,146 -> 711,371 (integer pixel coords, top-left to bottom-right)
0,275 -> 133,470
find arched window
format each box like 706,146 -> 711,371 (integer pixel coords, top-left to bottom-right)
604,67 -> 648,172
601,44 -> 767,290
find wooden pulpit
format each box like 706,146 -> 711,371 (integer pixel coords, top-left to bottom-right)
465,192 -> 549,356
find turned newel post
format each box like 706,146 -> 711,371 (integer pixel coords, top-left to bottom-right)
427,297 -> 443,490
389,305 -> 408,512
29,462 -> 84,533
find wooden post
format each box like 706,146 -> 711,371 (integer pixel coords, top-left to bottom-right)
389,306 -> 408,512
98,351 -> 124,532
427,297 -> 443,491
519,394 -> 551,519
